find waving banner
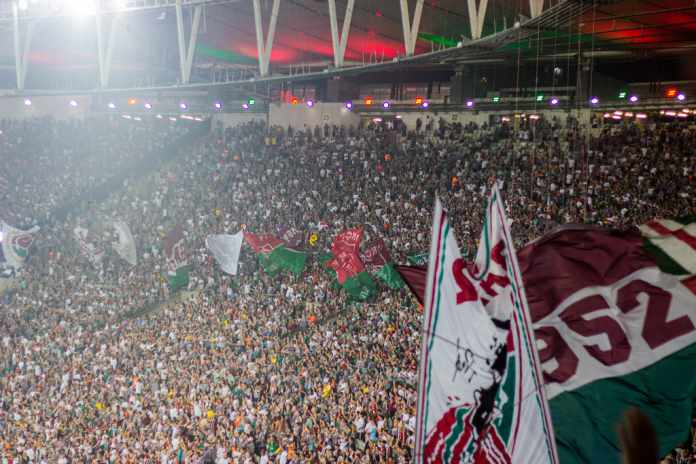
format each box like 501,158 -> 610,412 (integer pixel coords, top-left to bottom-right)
0,222 -> 39,272
206,232 -> 244,276
415,189 -> 558,464
74,226 -> 104,269
112,220 -> 137,266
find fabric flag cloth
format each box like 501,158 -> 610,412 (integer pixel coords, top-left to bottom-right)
395,265 -> 426,303
112,220 -> 137,266
259,245 -> 307,277
519,224 -> 696,464
206,232 -> 244,275
277,227 -> 304,250
415,190 -> 559,464
363,238 -> 404,289
246,231 -> 306,277
324,228 -> 376,301
0,222 -> 39,271
639,217 -> 696,274
74,226 -> 105,269
164,225 -> 190,290
407,251 -> 429,266
328,228 -> 364,284
243,232 -> 284,254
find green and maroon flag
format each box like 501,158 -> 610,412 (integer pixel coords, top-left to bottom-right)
521,223 -> 696,464
363,238 -> 404,290
245,232 -> 306,277
639,217 -> 696,275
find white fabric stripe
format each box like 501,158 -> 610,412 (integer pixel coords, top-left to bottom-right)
483,437 -> 505,464
657,219 -> 685,231
648,236 -> 696,273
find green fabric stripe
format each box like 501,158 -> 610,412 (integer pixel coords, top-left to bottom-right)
374,262 -> 405,289
643,238 -> 690,275
551,343 -> 696,464
342,271 -> 377,301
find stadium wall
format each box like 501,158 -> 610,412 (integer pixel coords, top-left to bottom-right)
0,95 -> 92,120
211,112 -> 266,128
269,102 -> 361,129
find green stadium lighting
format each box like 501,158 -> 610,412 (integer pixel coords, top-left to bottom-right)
618,91 -> 627,99
492,96 -> 501,103
248,98 -> 256,105
536,94 -> 544,102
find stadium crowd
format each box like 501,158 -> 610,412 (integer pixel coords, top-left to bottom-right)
0,114 -> 694,462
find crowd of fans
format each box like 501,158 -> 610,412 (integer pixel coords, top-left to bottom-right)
0,114 -> 694,462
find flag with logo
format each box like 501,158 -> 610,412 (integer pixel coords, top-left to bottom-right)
165,225 -> 190,290
408,251 -> 429,266
639,217 -> 696,274
520,221 -> 696,464
363,238 -> 404,290
74,226 -> 105,269
0,221 -> 39,271
415,189 -> 559,464
326,228 -> 376,301
246,231 -> 306,277
206,231 -> 244,275
112,219 -> 137,266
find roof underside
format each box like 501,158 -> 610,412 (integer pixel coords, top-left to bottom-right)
0,0 -> 694,89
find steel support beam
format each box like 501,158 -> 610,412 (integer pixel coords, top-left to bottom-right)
12,4 -> 35,91
175,0 -> 202,84
252,0 -> 280,77
530,0 -> 544,19
327,0 -> 355,68
399,0 -> 424,56
467,0 -> 489,39
96,7 -> 120,88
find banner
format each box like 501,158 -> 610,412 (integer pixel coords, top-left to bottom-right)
244,232 -> 284,254
363,238 -> 390,266
415,191 -> 558,464
112,220 -> 137,266
277,226 -> 304,249
519,225 -> 696,463
206,232 -> 244,275
639,217 -> 696,274
0,222 -> 39,272
407,251 -> 429,266
165,225 -> 189,290
328,228 -> 364,284
259,245 -> 307,277
374,262 -> 405,290
74,226 -> 104,269
343,271 -> 377,302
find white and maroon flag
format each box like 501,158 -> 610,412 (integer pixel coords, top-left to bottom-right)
415,189 -> 559,464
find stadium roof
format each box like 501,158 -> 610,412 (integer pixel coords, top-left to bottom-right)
0,0 -> 695,91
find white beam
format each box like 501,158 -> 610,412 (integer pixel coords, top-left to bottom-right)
175,0 -> 187,83
328,0 -> 340,67
252,0 -> 280,77
328,0 -> 355,68
104,15 -> 119,88
467,0 -> 489,40
12,4 -> 35,91
530,0 -> 544,19
12,2 -> 21,89
183,6 -> 202,84
399,0 -> 424,56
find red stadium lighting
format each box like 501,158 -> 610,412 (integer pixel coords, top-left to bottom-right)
666,88 -> 678,98
364,96 -> 373,106
291,97 -> 299,105
128,98 -> 137,106
415,97 -> 423,105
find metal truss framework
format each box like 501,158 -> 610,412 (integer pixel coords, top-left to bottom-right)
1,0 -> 556,93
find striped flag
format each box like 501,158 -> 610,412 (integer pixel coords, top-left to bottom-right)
640,217 -> 696,275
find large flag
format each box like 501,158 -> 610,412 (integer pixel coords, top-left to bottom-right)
206,232 -> 244,275
639,217 -> 696,274
325,228 -> 376,301
74,226 -> 104,269
363,238 -> 404,290
520,224 -> 696,464
415,190 -> 559,463
245,231 -> 306,277
112,220 -> 137,266
408,251 -> 429,266
165,225 -> 190,290
0,222 -> 39,271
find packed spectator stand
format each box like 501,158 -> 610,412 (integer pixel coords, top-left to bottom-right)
0,115 -> 694,463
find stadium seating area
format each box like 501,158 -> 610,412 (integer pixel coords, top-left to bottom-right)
0,116 -> 694,462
